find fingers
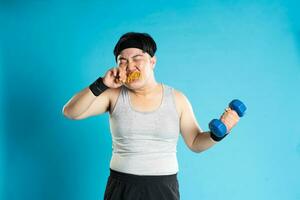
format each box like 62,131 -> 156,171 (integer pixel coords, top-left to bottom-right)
220,116 -> 237,127
112,67 -> 118,77
118,67 -> 127,83
109,67 -> 126,83
220,107 -> 240,132
224,107 -> 239,119
221,109 -> 240,122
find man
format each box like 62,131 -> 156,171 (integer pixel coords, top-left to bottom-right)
62,32 -> 240,200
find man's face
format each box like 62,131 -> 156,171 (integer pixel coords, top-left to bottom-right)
117,48 -> 156,88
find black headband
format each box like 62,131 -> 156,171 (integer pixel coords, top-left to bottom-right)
115,38 -> 154,61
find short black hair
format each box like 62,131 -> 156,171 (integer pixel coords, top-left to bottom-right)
113,32 -> 157,61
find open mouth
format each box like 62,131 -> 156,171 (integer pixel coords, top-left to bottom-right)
126,71 -> 141,84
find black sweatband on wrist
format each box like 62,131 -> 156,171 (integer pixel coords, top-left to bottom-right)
210,131 -> 228,142
89,77 -> 109,96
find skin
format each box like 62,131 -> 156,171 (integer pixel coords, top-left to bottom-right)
63,47 -> 240,153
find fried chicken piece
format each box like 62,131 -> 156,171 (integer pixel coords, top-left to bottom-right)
126,71 -> 141,84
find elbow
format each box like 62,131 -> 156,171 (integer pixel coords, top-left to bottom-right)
190,147 -> 204,154
189,143 -> 203,153
62,105 -> 67,115
189,140 -> 207,153
62,105 -> 69,117
62,106 -> 77,120
190,143 -> 213,153
189,139 -> 203,153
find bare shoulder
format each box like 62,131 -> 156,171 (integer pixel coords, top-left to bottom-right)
172,88 -> 190,117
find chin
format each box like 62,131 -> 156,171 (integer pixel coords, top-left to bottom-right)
125,79 -> 144,89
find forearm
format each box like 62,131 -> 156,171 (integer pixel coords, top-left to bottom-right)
62,87 -> 97,118
191,131 -> 217,153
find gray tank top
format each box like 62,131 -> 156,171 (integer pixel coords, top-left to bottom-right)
109,83 -> 180,175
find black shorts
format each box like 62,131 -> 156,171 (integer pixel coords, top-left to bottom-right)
104,168 -> 180,200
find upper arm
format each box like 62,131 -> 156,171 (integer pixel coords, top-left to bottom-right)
73,88 -> 116,120
174,90 -> 203,150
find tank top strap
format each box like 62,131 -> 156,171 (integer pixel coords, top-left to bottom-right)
120,85 -> 130,105
161,84 -> 175,107
160,84 -> 179,120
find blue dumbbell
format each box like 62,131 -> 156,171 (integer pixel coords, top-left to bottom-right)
209,99 -> 247,138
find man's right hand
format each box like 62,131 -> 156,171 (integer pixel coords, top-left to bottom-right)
102,66 -> 127,88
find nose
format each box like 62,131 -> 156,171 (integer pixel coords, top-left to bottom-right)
127,60 -> 137,71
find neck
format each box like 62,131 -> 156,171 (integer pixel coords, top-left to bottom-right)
130,77 -> 160,98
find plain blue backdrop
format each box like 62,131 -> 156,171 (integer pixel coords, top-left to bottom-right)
1,0 -> 300,199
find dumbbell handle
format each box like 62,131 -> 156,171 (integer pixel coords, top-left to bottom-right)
209,99 -> 247,138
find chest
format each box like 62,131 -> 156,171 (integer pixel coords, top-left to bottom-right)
128,92 -> 163,112
109,87 -> 182,116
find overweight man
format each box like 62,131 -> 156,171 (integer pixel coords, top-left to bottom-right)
62,32 -> 240,200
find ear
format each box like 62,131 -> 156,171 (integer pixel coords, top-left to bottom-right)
150,56 -> 157,69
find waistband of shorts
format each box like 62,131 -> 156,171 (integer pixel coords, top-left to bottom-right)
109,168 -> 178,184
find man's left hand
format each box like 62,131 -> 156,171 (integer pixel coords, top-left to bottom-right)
220,107 -> 240,133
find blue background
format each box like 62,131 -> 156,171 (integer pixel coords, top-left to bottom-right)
1,0 -> 300,199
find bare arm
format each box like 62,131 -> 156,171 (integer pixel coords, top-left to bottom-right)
190,131 -> 217,153
174,90 -> 216,153
175,91 -> 240,153
62,87 -> 110,120
62,65 -> 128,120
